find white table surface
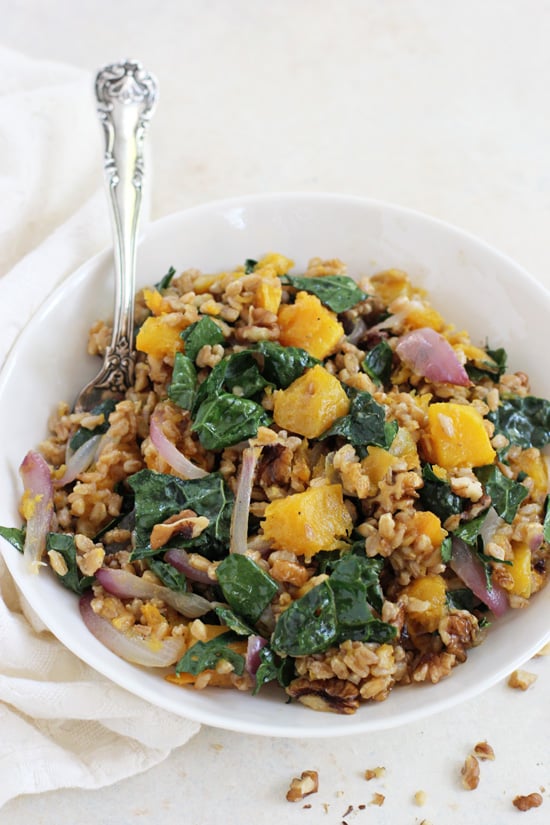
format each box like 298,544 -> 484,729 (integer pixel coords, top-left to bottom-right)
3,2 -> 550,823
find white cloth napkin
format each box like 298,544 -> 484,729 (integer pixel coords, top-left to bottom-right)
0,47 -> 200,808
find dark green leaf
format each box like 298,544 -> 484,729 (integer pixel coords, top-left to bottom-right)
69,398 -> 116,451
128,470 -> 233,560
46,533 -> 94,594
446,587 -> 478,612
327,554 -> 396,643
181,317 -> 225,363
488,394 -> 550,449
440,535 -> 453,563
214,605 -> 256,636
0,525 -> 25,552
320,388 -> 396,453
271,581 -> 338,656
192,393 -> 271,450
175,631 -> 245,676
155,265 -> 176,291
281,274 -> 368,312
544,495 -> 550,543
168,352 -> 197,410
221,352 -> 270,398
362,340 -> 393,387
452,512 -> 489,545
253,646 -> 295,695
474,464 -> 528,524
244,258 -> 258,274
216,554 -> 279,625
418,464 -> 465,522
325,550 -> 385,613
465,345 -> 507,381
253,341 -> 319,389
149,559 -> 187,592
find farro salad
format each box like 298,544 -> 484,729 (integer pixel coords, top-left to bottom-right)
2,253 -> 550,714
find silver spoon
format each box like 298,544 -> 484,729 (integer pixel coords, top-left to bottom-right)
74,59 -> 158,413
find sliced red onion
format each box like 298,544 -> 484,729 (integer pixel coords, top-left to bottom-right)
479,506 -> 505,547
150,406 -> 207,479
396,327 -> 470,386
230,446 -> 262,555
165,548 -> 213,584
19,450 -> 54,574
450,537 -> 508,617
55,434 -> 103,487
80,593 -> 186,667
246,634 -> 267,678
95,567 -> 214,618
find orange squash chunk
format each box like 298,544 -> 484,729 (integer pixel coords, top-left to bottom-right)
423,402 -> 496,470
262,483 -> 352,562
136,315 -> 186,359
272,365 -> 350,439
277,291 -> 344,359
404,574 -> 447,633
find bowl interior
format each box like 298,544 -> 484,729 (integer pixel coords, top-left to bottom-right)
1,192 -> 549,737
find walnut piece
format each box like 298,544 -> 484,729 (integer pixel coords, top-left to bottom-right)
286,770 -> 319,802
150,509 -> 209,550
513,793 -> 543,811
365,766 -> 386,780
508,669 -> 538,691
473,741 -> 495,761
461,754 -> 480,790
370,792 -> 385,806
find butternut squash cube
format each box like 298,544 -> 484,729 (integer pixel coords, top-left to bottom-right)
515,449 -> 549,497
389,427 -> 420,469
510,541 -> 532,599
142,287 -> 172,316
404,302 -> 444,332
423,402 -> 496,470
362,446 -> 399,495
412,510 -> 447,548
262,483 -> 353,562
255,277 -> 282,314
369,269 -> 412,304
404,574 -> 447,633
277,291 -> 344,359
272,365 -> 350,438
136,315 -> 186,359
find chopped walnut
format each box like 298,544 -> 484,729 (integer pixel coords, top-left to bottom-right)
286,770 -> 319,802
414,790 -> 427,806
461,754 -> 480,790
370,792 -> 385,806
150,509 -> 209,550
473,741 -> 495,761
365,766 -> 386,780
508,669 -> 538,690
286,676 -> 360,714
513,793 -> 543,811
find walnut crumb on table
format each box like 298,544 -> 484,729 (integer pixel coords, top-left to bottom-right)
461,754 -> 480,790
414,790 -> 427,806
513,793 -> 543,811
508,669 -> 538,690
370,792 -> 385,806
364,766 -> 386,780
286,770 -> 319,802
473,741 -> 495,761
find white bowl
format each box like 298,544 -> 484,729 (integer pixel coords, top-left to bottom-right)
1,192 -> 550,737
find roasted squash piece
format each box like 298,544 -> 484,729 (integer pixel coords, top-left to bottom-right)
423,402 -> 496,469
272,365 -> 350,439
404,574 -> 447,633
509,541 -> 532,599
262,483 -> 352,562
136,315 -> 186,359
277,291 -> 344,359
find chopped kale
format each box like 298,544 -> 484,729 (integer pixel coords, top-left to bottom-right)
69,398 -> 116,452
280,274 -> 368,312
216,554 -> 279,625
474,464 -> 528,524
46,533 -> 94,594
362,340 -> 393,387
320,387 -> 397,454
488,394 -> 550,449
175,630 -> 245,676
0,525 -> 25,553
418,464 -> 465,522
155,265 -> 176,291
168,352 -> 197,410
181,317 -> 225,363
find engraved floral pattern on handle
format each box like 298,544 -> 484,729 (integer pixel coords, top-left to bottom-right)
74,60 -> 158,412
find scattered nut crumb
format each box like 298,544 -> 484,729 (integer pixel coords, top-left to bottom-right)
364,766 -> 386,780
336,790 -> 345,798
508,669 -> 538,690
419,820 -> 433,825
322,803 -> 330,813
535,641 -> 550,656
342,805 -> 353,818
303,803 -> 311,809
286,770 -> 319,802
473,741 -> 495,761
358,804 -> 366,810
461,754 -> 480,790
513,793 -> 543,811
370,792 -> 385,806
414,790 -> 427,806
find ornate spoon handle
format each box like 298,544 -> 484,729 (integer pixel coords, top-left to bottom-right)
74,60 -> 157,411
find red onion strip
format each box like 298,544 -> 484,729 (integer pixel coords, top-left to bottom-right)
230,446 -> 262,554
165,548 -> 213,585
246,634 -> 267,678
19,450 -> 54,574
95,567 -> 215,618
150,406 -> 207,479
450,537 -> 508,617
80,593 -> 186,667
396,327 -> 470,386
55,434 -> 103,487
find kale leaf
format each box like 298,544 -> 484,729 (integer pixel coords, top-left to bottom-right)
155,265 -> 176,291
214,605 -> 257,636
465,345 -> 507,381
181,317 -> 225,363
271,580 -> 338,656
474,464 -> 528,524
253,646 -> 295,695
128,470 -> 233,560
418,464 -> 465,522
69,398 -> 116,452
446,587 -> 479,612
191,393 -> 271,451
46,533 -> 94,594
319,387 -> 397,453
168,352 -> 197,410
216,554 -> 279,625
280,274 -> 368,312
544,495 -> 550,543
244,258 -> 258,274
488,394 -> 550,449
362,340 -> 393,387
0,525 -> 25,552
253,341 -> 319,389
149,559 -> 188,592
175,631 -> 245,676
